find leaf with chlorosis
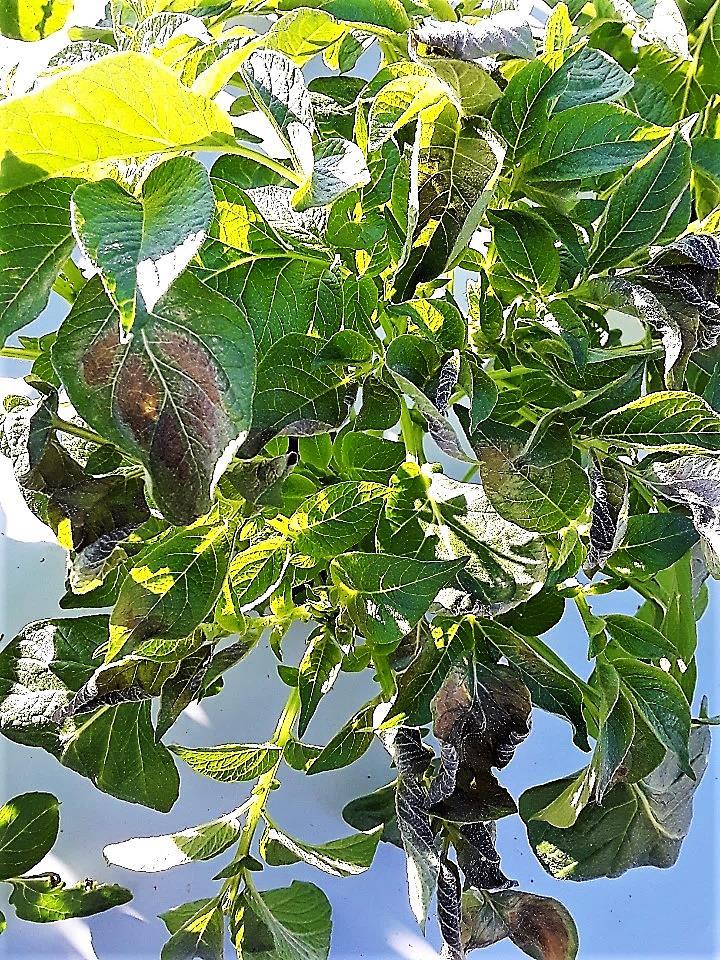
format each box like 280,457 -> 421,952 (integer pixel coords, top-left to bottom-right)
0,52 -> 234,193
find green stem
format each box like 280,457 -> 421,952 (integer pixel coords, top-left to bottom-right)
399,399 -> 423,462
51,417 -> 106,446
0,345 -> 41,362
222,686 -> 301,905
222,143 -> 304,187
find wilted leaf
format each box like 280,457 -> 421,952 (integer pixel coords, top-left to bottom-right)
461,888 -> 579,959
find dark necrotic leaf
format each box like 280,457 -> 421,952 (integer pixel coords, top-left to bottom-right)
461,888 -> 579,959
52,274 -> 255,525
651,455 -> 720,574
587,457 -> 629,569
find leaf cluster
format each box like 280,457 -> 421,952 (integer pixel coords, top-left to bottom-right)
0,0 -> 719,956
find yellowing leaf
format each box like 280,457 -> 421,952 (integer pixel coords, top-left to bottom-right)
0,52 -> 234,193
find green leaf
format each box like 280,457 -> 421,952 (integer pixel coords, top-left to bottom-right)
521,726 -> 710,880
549,45 -> 634,112
330,551 -> 466,649
277,0 -> 410,31
297,629 -> 343,736
108,520 -> 233,661
0,52 -> 233,192
0,0 -> 72,40
492,60 -> 554,159
171,743 -> 281,782
293,138 -> 370,211
342,782 -> 401,846
222,537 -> 290,617
588,126 -> 692,271
471,427 -> 590,533
241,49 -> 314,176
104,807 -> 245,872
367,73 -> 454,151
307,700 -> 378,774
160,899 -> 224,960
248,333 -> 359,449
604,615 -> 677,660
0,793 -> 59,881
242,880 -> 332,960
261,825 -> 382,875
0,179 -> 78,346
395,106 -> 504,297
613,656 -> 692,775
461,888 -> 579,959
528,104 -> 666,181
379,466 -> 548,614
9,876 -> 132,923
593,391 -> 720,452
71,157 -> 214,332
287,481 -> 387,559
488,209 -> 559,294
62,701 -> 180,811
607,513 -> 699,576
52,274 -> 255,525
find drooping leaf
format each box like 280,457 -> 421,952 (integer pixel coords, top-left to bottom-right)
587,458 -> 629,569
293,138 -> 370,211
52,274 -> 255,525
651,455 -> 720,573
240,49 -> 314,176
474,620 -> 590,750
394,106 -> 505,298
411,13 -> 536,61
461,888 -> 579,959
521,726 -> 710,880
0,52 -> 234,192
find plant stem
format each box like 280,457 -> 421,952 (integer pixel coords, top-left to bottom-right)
222,685 -> 301,906
51,416 -> 106,446
399,398 -> 423,462
222,143 -> 304,186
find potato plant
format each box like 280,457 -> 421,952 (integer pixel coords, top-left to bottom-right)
0,0 -> 718,956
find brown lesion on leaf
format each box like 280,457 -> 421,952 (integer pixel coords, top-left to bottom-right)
500,892 -> 576,960
82,327 -> 121,387
115,355 -> 161,447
